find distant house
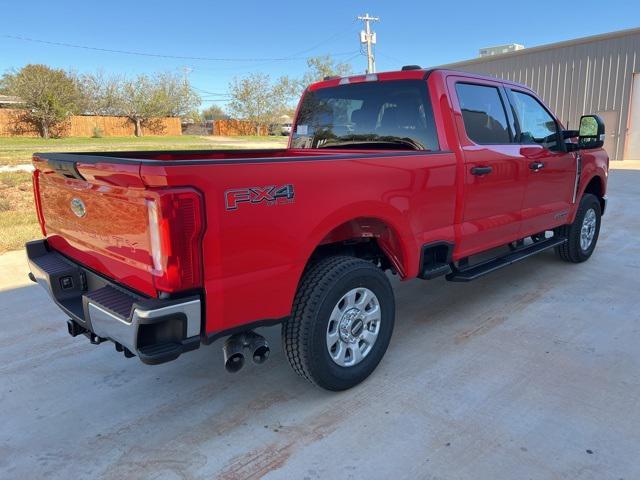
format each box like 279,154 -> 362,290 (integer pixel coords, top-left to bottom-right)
0,95 -> 24,108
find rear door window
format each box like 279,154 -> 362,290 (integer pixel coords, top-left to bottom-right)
455,83 -> 511,144
291,80 -> 439,151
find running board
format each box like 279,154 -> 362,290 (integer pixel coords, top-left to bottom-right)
446,237 -> 567,282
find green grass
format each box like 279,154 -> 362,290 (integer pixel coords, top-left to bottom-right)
0,135 -> 287,167
0,135 -> 288,253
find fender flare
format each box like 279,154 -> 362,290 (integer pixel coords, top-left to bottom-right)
299,201 -> 419,279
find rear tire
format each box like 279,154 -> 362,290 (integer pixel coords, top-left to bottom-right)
283,256 -> 395,391
555,193 -> 601,263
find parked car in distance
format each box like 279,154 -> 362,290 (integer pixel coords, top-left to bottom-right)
26,67 -> 608,391
281,122 -> 292,135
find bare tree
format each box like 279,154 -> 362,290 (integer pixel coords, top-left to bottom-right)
0,64 -> 82,138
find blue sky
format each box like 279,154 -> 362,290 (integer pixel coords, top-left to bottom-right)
1,0 -> 638,107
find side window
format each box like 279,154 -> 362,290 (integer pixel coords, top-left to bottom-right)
510,90 -> 559,150
455,83 -> 511,144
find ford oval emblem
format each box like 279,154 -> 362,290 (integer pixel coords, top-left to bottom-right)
70,198 -> 86,218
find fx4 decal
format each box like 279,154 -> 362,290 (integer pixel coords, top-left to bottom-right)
225,184 -> 295,211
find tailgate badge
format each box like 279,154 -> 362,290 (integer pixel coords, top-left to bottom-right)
70,198 -> 87,218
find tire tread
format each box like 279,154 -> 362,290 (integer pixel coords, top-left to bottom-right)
283,256 -> 381,386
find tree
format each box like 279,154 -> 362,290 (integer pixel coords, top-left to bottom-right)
77,71 -> 121,116
112,73 -> 200,136
0,64 -> 82,138
302,55 -> 353,87
227,55 -> 354,135
228,73 -> 277,135
201,104 -> 228,120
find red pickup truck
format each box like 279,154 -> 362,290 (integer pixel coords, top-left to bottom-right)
27,68 -> 608,391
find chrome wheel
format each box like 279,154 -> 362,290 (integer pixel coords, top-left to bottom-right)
326,287 -> 381,367
580,208 -> 597,251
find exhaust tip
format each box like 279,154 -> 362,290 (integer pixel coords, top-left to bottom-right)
225,352 -> 245,373
252,345 -> 270,364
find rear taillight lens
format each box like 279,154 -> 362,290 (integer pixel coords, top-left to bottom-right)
32,169 -> 46,236
146,188 -> 205,294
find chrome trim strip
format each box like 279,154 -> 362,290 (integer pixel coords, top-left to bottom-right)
572,152 -> 582,204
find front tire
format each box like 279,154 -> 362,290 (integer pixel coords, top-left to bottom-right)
556,193 -> 602,263
283,256 -> 395,391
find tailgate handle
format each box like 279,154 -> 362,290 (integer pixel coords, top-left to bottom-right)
47,159 -> 85,180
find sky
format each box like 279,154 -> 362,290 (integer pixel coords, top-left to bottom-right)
1,0 -> 638,108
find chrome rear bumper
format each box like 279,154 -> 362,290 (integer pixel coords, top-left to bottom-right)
26,239 -> 201,364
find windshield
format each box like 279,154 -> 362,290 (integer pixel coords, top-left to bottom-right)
291,80 -> 439,150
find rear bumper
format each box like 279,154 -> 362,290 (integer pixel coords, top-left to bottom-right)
26,239 -> 201,365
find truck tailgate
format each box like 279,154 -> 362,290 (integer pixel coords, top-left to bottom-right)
34,157 -> 157,296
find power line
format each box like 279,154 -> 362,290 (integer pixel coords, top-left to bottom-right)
1,30 -> 358,64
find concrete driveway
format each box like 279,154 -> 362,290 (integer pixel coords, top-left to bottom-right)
1,164 -> 639,480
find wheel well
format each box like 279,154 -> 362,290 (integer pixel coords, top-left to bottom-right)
305,218 -> 404,275
584,176 -> 604,208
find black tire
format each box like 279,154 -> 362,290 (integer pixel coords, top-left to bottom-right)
282,256 -> 395,391
555,193 -> 602,263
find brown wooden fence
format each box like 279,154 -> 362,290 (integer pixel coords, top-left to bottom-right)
0,109 -> 181,137
212,119 -> 267,136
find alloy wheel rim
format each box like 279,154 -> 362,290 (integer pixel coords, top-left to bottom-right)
326,287 -> 381,367
580,208 -> 597,251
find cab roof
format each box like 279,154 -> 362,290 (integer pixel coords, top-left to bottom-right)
308,67 -> 531,93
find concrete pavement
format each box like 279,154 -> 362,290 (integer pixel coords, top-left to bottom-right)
1,165 -> 639,479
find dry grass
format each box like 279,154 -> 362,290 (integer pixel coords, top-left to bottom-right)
0,172 -> 40,253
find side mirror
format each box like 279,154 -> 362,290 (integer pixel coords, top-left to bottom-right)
578,115 -> 605,149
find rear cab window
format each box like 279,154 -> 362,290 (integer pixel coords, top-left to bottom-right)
291,80 -> 439,151
455,83 -> 512,144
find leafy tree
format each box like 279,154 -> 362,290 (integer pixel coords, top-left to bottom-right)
227,55 -> 353,135
0,64 -> 82,138
228,73 -> 278,135
78,71 -> 121,116
112,73 -> 200,136
302,55 -> 353,87
201,104 -> 228,120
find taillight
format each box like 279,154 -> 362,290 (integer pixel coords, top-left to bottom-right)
146,188 -> 205,294
32,169 -> 46,236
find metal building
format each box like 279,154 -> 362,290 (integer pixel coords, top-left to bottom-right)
439,27 -> 640,160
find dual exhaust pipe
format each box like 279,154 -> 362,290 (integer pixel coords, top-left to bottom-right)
223,331 -> 270,373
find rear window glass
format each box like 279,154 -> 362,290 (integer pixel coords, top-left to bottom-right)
455,83 -> 511,144
291,80 -> 439,151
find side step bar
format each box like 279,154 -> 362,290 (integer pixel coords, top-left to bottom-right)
446,236 -> 567,282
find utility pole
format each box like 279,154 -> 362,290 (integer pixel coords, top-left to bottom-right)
358,13 -> 379,74
181,66 -> 192,85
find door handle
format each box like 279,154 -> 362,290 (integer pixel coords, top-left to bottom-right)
471,166 -> 493,176
471,167 -> 493,175
529,161 -> 545,171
